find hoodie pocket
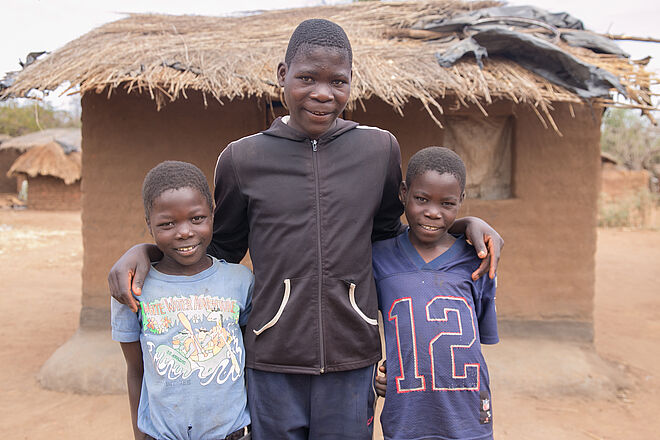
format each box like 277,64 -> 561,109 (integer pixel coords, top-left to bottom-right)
322,278 -> 380,367
346,281 -> 377,326
252,279 -> 291,336
250,276 -> 319,369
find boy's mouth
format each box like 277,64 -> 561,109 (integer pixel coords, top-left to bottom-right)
419,224 -> 441,232
308,109 -> 331,117
175,244 -> 199,254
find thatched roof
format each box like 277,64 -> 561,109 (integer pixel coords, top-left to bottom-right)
2,0 -> 656,128
7,141 -> 81,184
0,128 -> 81,153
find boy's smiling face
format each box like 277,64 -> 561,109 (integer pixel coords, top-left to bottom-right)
277,45 -> 352,139
400,170 -> 464,253
147,186 -> 213,276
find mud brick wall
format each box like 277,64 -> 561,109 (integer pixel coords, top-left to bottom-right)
80,90 -> 600,340
26,175 -> 81,210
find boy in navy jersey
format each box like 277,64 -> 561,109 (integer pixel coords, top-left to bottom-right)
373,147 -> 498,440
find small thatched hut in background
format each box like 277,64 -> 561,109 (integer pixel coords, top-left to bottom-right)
3,128 -> 81,209
3,0 -> 657,393
7,139 -> 81,210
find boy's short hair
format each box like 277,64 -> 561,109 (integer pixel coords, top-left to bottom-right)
285,19 -> 353,66
142,160 -> 213,219
405,146 -> 467,192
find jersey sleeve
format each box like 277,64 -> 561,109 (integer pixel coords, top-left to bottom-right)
208,144 -> 250,264
474,275 -> 499,345
111,297 -> 140,343
371,133 -> 405,243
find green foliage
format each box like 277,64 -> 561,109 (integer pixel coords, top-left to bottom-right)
601,108 -> 660,171
0,101 -> 80,137
598,189 -> 658,228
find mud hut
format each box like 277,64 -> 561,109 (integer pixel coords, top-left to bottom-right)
1,128 -> 80,196
3,1 -> 657,393
7,137 -> 81,210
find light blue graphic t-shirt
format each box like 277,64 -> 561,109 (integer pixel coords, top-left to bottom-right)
111,257 -> 253,440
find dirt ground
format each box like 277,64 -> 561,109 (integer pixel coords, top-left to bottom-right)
1,209 -> 659,439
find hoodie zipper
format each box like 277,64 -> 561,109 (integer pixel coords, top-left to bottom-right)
311,139 -> 325,373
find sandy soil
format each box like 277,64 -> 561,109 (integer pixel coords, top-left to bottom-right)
1,209 -> 658,439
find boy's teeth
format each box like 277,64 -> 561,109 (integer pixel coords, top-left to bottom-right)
178,245 -> 195,251
421,225 -> 439,231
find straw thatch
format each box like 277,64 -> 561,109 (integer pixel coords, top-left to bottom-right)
7,141 -> 81,184
0,128 -> 81,153
3,0 -> 657,127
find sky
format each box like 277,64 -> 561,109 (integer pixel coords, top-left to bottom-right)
1,0 -> 658,111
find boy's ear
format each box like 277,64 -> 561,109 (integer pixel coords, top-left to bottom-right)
277,62 -> 287,87
398,181 -> 408,206
146,217 -> 153,237
459,191 -> 465,203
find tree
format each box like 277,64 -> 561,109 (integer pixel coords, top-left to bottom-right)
0,101 -> 80,137
601,108 -> 660,171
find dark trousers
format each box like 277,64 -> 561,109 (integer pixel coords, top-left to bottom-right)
247,365 -> 377,440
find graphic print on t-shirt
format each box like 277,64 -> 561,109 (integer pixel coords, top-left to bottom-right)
139,294 -> 242,386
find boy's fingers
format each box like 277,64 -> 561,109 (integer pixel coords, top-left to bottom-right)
471,258 -> 489,281
470,230 -> 488,260
131,261 -> 151,297
471,234 -> 503,281
484,234 -> 503,280
108,270 -> 139,313
123,272 -> 139,313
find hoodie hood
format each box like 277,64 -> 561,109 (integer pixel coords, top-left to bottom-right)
262,116 -> 359,143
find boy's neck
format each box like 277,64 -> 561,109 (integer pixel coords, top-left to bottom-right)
408,231 -> 456,264
153,255 -> 213,277
281,115 -> 338,140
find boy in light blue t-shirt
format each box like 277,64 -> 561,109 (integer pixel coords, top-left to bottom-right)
111,161 -> 253,440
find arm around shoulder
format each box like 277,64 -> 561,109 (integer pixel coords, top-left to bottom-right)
450,217 -> 503,281
108,243 -> 162,313
372,133 -> 405,243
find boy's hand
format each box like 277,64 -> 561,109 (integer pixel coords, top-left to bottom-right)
462,218 -> 503,281
108,244 -> 154,312
375,363 -> 387,397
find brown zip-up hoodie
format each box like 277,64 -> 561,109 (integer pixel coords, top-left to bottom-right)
210,117 -> 403,374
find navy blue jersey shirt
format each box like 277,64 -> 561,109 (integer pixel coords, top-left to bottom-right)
373,231 -> 498,440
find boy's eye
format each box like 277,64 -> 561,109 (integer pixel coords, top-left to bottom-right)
191,216 -> 206,223
415,196 -> 427,203
298,76 -> 313,82
332,79 -> 347,86
158,221 -> 174,228
442,201 -> 456,207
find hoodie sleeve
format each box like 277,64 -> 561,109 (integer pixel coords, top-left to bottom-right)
208,144 -> 249,263
372,133 -> 405,243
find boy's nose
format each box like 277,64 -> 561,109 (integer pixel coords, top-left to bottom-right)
176,224 -> 193,238
311,83 -> 332,101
